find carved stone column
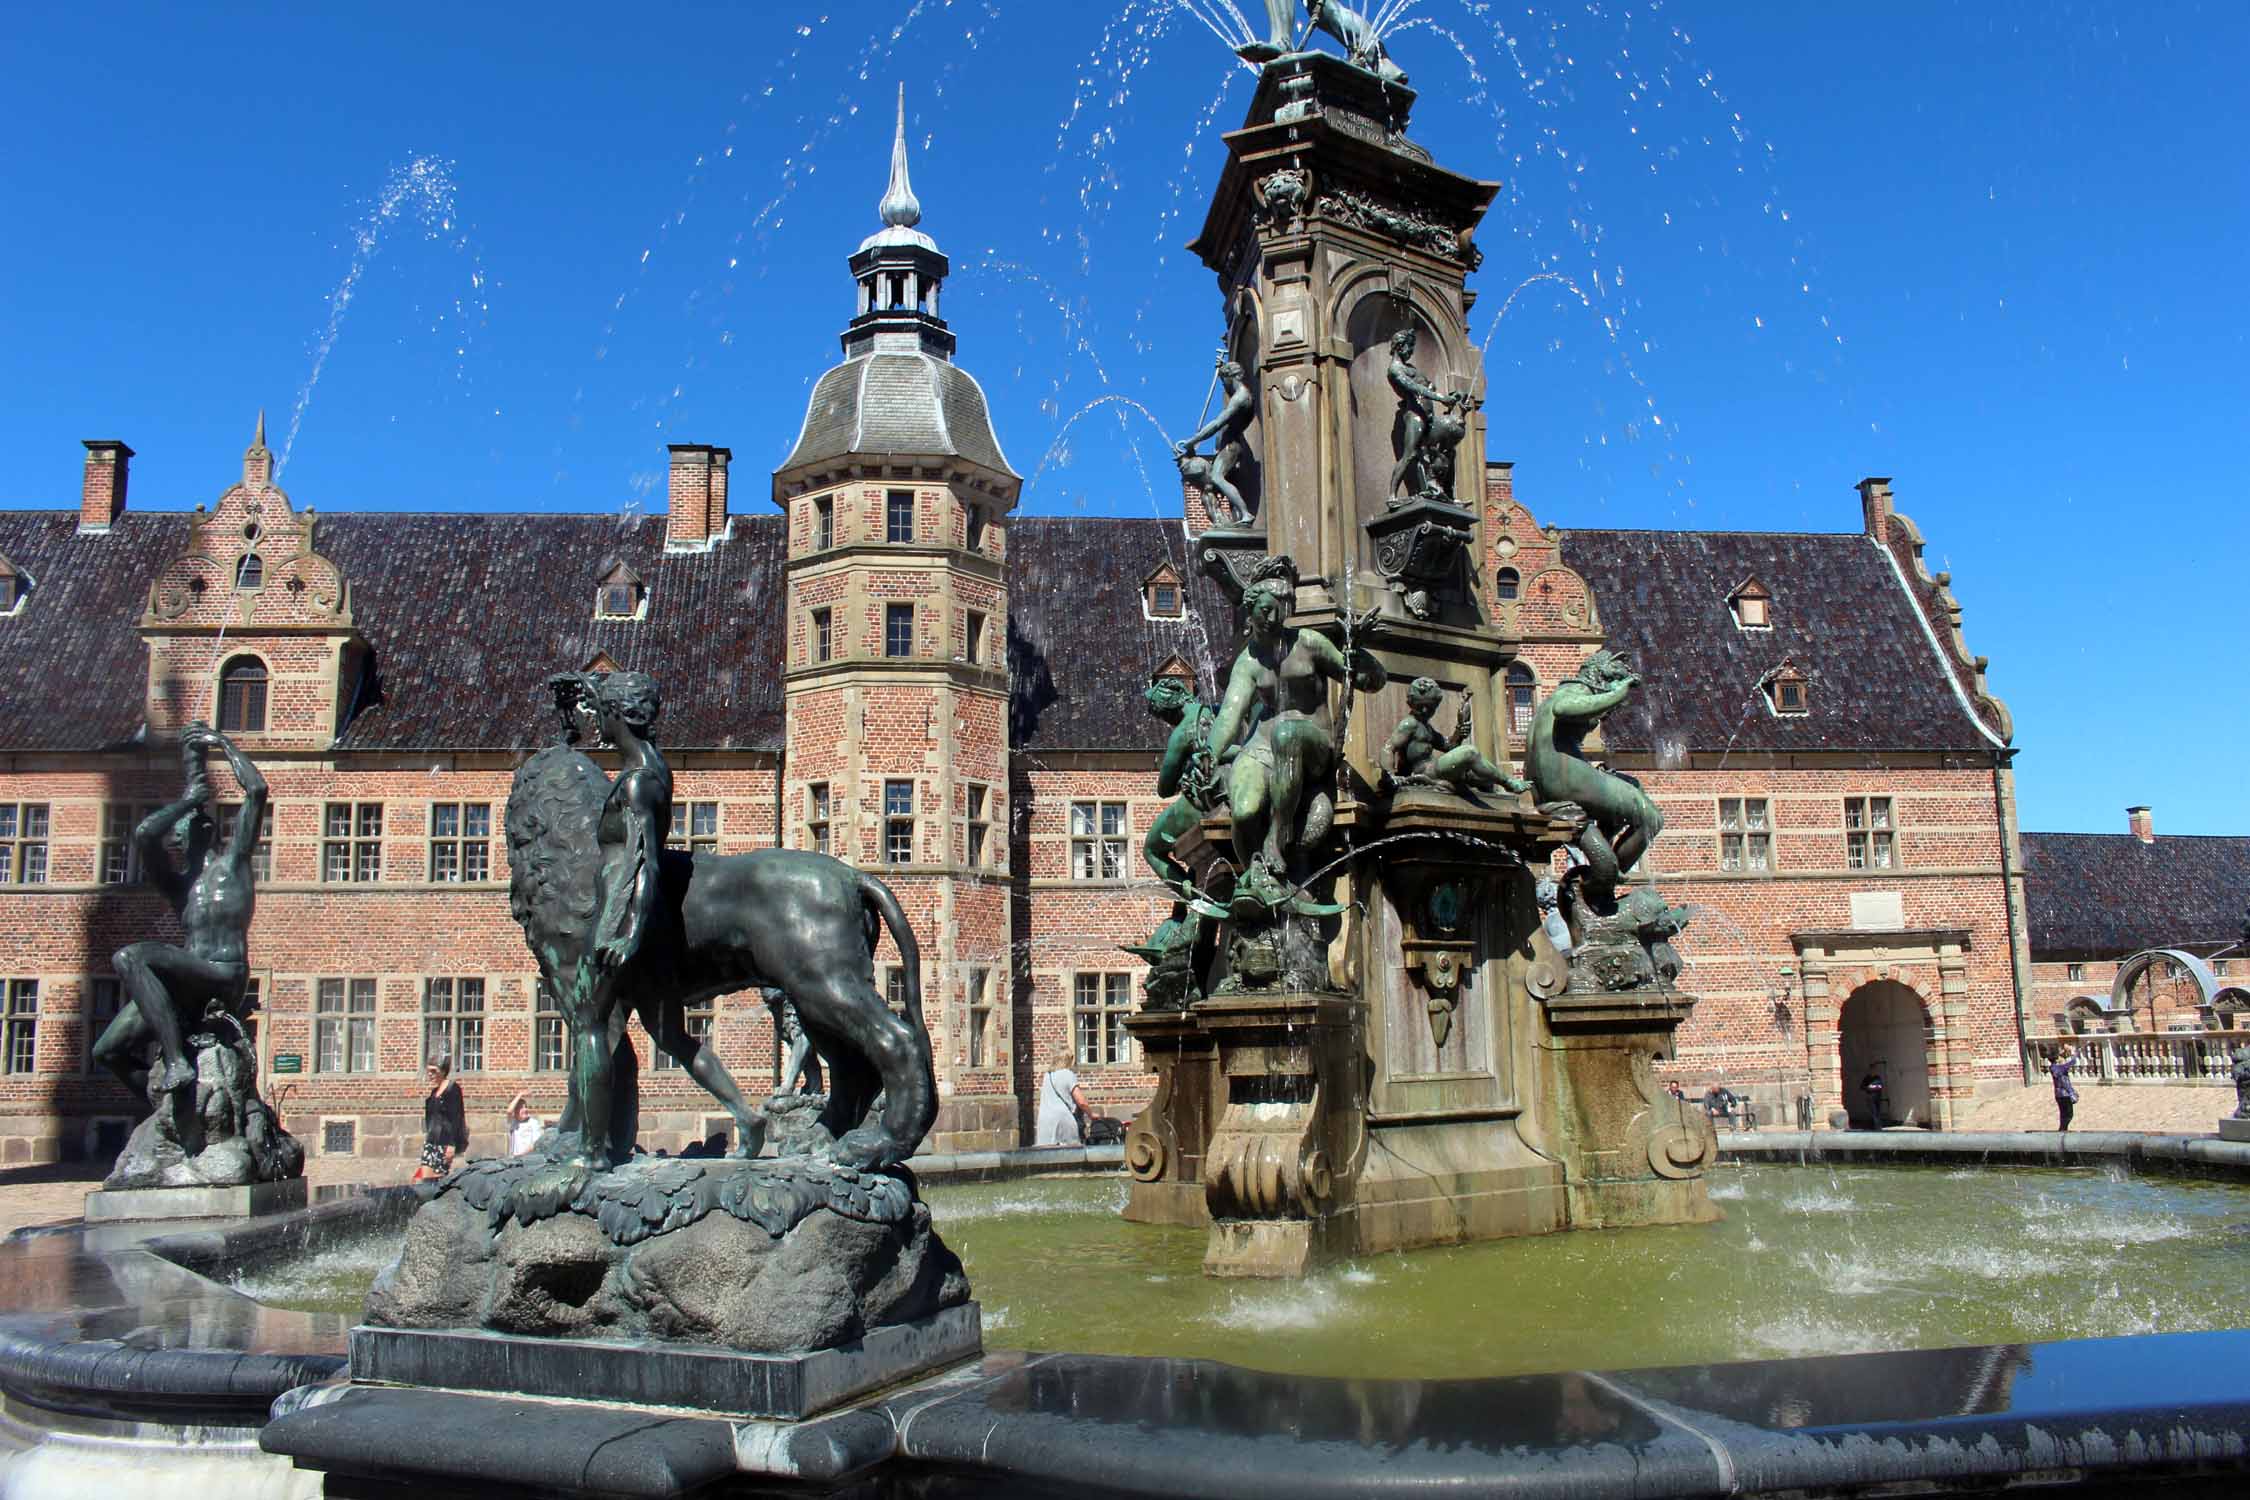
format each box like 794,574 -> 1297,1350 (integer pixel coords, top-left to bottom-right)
1534,985 -> 1719,1230
1119,1008 -> 1224,1228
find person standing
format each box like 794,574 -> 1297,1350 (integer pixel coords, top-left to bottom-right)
416,1057 -> 468,1179
2051,1043 -> 2080,1133
1037,1047 -> 1091,1146
1861,1066 -> 1887,1129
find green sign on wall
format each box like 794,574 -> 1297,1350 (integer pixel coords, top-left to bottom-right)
271,1054 -> 303,1075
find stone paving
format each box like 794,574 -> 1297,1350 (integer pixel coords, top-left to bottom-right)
1957,1081 -> 2237,1135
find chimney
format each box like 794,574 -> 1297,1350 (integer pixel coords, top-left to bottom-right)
80,440 -> 133,532
1485,459 -> 1516,513
666,444 -> 730,548
1858,476 -> 1894,540
2127,806 -> 2154,843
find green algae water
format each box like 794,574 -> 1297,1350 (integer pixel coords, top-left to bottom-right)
242,1163 -> 2250,1378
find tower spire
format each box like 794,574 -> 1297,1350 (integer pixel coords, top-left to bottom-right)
878,83 -> 921,229
253,408 -> 267,449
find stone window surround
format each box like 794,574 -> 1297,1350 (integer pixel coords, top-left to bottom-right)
1072,971 -> 1134,1068
3,979 -> 37,1075
313,976 -> 379,1074
1844,794 -> 1899,872
217,653 -> 270,735
421,976 -> 488,1074
0,803 -> 50,886
427,801 -> 495,883
1069,800 -> 1129,881
322,801 -> 385,884
1717,796 -> 1773,874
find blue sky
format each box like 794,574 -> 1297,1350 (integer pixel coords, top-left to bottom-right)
3,3 -> 2243,835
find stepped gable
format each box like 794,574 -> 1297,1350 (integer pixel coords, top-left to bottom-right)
0,510 -> 190,750
1007,516 -> 1232,754
1556,528 -> 2000,756
318,512 -> 788,752
2021,832 -> 2250,958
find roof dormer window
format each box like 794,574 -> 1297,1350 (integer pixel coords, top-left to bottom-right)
1730,578 -> 1772,630
1768,665 -> 1809,717
595,561 -> 645,620
0,558 -> 22,616
1144,565 -> 1185,620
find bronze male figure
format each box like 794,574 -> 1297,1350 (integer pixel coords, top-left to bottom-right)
93,724 -> 264,1098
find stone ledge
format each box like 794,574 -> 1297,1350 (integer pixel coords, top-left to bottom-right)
83,1177 -> 308,1223
1718,1128 -> 2250,1179
349,1302 -> 981,1420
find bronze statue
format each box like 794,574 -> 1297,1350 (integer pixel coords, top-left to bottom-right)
1210,558 -> 1386,884
1236,0 -> 1301,64
1143,674 -> 1223,895
1175,358 -> 1258,528
1308,0 -> 1407,84
507,671 -> 935,1173
1387,677 -> 1527,799
96,725 -> 264,1098
2233,1043 -> 2250,1121
1525,650 -> 1665,905
94,724 -> 300,1187
1387,328 -> 1468,504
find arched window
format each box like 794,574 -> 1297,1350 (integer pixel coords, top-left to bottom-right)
1495,567 -> 1520,601
236,553 -> 264,589
218,656 -> 268,734
1506,663 -> 1536,738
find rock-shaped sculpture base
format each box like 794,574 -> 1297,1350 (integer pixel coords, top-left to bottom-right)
367,1153 -> 967,1354
103,1025 -> 304,1191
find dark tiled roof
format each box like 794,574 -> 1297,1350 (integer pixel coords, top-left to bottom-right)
1007,517 -> 1234,754
0,510 -> 788,754
2020,832 -> 2250,958
1556,529 -> 2004,756
0,511 -> 190,750
778,353 -> 1014,480
318,513 -> 787,752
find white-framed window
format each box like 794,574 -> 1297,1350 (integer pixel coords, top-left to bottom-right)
314,978 -> 378,1073
0,804 -> 50,886
966,784 -> 990,867
3,980 -> 38,1075
812,608 -> 834,663
653,1003 -> 713,1071
429,802 -> 493,882
812,496 -> 834,551
323,802 -> 383,883
422,978 -> 486,1073
1506,663 -> 1536,738
884,781 -> 915,864
1070,801 -> 1127,880
669,801 -> 719,853
964,966 -> 995,1069
85,977 -> 123,1072
886,489 -> 916,543
1073,972 -> 1133,1066
1718,797 -> 1771,873
885,602 -> 915,658
964,609 -> 988,665
534,983 -> 572,1073
101,803 -> 162,885
2065,963 -> 2087,983
1844,796 -> 1896,870
884,965 -> 910,1013
219,801 -> 274,881
807,783 -> 831,854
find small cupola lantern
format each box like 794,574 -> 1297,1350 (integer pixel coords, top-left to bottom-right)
845,85 -> 954,362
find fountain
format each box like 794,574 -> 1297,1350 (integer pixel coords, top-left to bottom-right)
5,10 -> 2250,1498
1116,36 -> 1713,1278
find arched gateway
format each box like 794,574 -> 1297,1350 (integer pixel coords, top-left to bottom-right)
1838,980 -> 1936,1128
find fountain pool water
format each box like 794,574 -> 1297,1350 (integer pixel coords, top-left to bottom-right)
247,1162 -> 2250,1381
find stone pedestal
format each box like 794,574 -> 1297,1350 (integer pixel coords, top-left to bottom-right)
1121,1008 -> 1222,1228
1537,987 -> 1720,1229
2218,1117 -> 2250,1144
84,1176 -> 307,1223
1198,990 -> 1360,1277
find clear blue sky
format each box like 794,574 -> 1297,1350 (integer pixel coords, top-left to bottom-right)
3,3 -> 2243,835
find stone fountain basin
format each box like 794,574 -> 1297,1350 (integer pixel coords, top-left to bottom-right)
4,1136 -> 2250,1496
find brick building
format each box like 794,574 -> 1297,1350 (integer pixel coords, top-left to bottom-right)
0,119 -> 2049,1167
2020,813 -> 2250,1033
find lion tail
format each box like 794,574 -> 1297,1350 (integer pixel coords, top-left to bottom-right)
857,871 -> 923,1029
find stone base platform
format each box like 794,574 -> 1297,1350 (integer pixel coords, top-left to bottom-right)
2218,1117 -> 2250,1144
83,1176 -> 307,1223
350,1302 -> 981,1420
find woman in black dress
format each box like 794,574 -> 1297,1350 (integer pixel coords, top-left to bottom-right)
417,1055 -> 468,1178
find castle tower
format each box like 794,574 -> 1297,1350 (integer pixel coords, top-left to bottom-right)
772,88 -> 1023,1152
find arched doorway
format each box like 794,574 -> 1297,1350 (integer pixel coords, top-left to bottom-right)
1838,980 -> 1935,1128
